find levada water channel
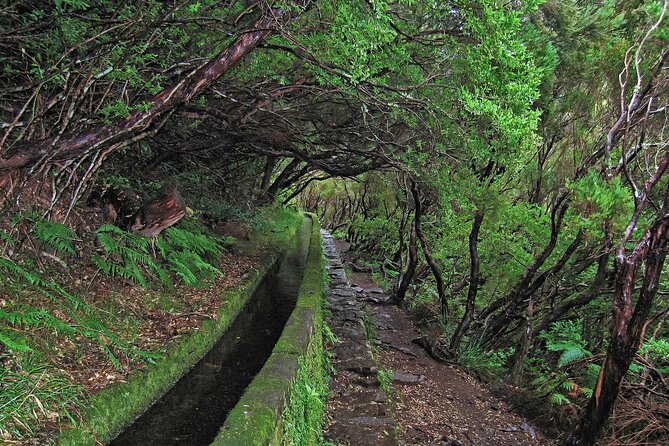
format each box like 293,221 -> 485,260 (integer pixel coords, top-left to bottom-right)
109,218 -> 312,445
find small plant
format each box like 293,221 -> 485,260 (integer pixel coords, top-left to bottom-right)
540,320 -> 592,368
156,226 -> 225,287
282,341 -> 329,446
34,219 -> 79,257
0,353 -> 85,441
362,311 -> 376,343
93,223 -> 227,288
93,224 -> 167,287
322,323 -> 340,346
528,320 -> 596,405
377,367 -> 394,397
457,344 -> 513,382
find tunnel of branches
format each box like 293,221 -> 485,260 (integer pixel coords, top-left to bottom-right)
1,1 -> 668,445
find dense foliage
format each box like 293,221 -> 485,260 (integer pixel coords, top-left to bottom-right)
1,0 -> 668,444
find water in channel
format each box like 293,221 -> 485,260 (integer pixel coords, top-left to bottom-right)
109,218 -> 312,446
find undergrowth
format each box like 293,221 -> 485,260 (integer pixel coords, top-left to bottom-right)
0,205 -> 304,443
0,213 -> 231,443
93,220 -> 230,288
456,344 -> 514,382
282,333 -> 329,446
0,353 -> 85,441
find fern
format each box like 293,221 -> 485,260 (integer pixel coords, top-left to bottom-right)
0,257 -> 89,313
0,305 -> 76,352
540,320 -> 592,367
162,227 -> 223,256
550,392 -> 571,405
457,344 -> 513,382
155,226 -> 224,287
0,331 -> 33,352
557,346 -> 590,368
34,220 -> 78,257
94,225 -> 165,286
1,306 -> 75,333
93,222 -> 226,288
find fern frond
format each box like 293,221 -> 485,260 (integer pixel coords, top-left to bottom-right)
0,331 -> 32,352
558,346 -> 591,367
0,230 -> 15,248
550,393 -> 571,405
10,210 -> 40,227
97,224 -> 127,235
34,220 -> 78,257
102,344 -> 123,370
149,262 -> 173,288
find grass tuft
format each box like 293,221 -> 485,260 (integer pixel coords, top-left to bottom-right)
0,354 -> 84,442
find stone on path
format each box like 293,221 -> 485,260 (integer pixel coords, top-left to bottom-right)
321,230 -> 398,446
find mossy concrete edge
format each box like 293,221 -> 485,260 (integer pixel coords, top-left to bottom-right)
57,219 -> 303,446
211,214 -> 325,446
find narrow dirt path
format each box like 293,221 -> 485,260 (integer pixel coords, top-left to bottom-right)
324,235 -> 554,446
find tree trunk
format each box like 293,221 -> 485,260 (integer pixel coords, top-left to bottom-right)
259,156 -> 277,199
410,180 -> 448,317
450,209 -> 484,352
534,224 -> 613,335
565,214 -> 669,445
395,219 -> 418,304
478,196 -> 569,325
266,158 -> 305,199
0,3 -> 310,177
130,188 -> 189,237
507,298 -> 534,384
480,220 -> 581,346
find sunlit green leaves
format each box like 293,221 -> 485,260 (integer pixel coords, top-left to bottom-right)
540,320 -> 592,368
568,169 -> 632,233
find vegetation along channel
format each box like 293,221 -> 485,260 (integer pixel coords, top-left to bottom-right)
109,219 -> 311,446
1,1 -> 668,446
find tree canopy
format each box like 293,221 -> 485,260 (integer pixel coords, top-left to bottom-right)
1,0 -> 669,444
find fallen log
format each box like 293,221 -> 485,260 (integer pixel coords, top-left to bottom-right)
130,189 -> 188,237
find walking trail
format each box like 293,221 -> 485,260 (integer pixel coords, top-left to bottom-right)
321,231 -> 554,446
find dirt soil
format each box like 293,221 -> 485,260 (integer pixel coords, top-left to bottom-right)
335,239 -> 555,446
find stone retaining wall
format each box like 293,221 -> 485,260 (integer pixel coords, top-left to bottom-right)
211,214 -> 326,445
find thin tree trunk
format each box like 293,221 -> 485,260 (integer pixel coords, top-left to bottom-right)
259,156 -> 276,199
266,158 -> 303,199
481,223 -> 582,346
478,196 -> 569,324
534,224 -> 614,335
565,214 -> 669,445
410,180 -> 448,317
395,219 -> 418,304
507,299 -> 534,384
450,209 -> 484,352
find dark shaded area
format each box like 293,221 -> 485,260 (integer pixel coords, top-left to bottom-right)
109,219 -> 311,446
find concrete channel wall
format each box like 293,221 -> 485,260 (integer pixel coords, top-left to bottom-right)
58,216 -> 314,446
211,214 -> 325,445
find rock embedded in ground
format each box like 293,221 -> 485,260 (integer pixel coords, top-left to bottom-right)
392,371 -> 427,385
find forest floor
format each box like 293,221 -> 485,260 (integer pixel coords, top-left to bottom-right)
327,239 -> 556,446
